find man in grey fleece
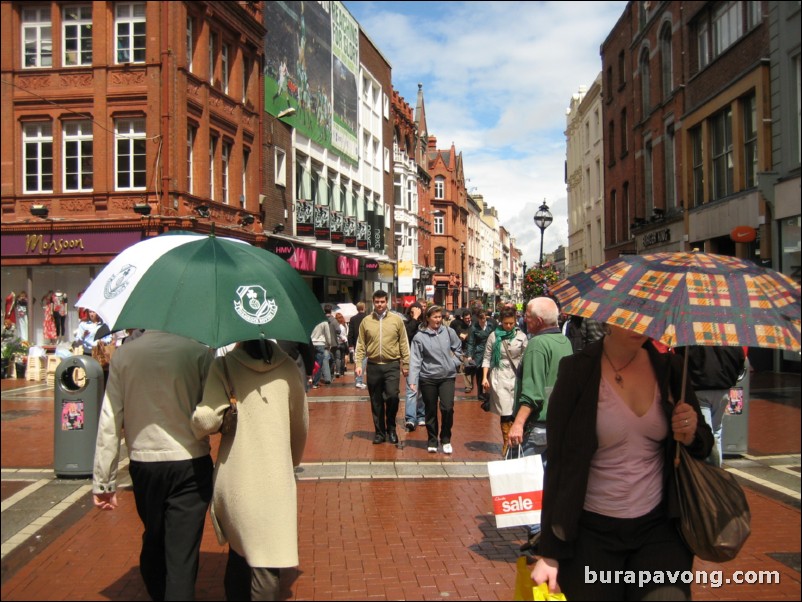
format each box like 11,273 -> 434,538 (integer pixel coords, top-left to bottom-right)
93,331 -> 214,601
407,305 -> 464,454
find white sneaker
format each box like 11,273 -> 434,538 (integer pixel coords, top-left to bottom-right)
355,383 -> 367,389
442,443 -> 453,454
417,419 -> 426,427
427,446 -> 437,453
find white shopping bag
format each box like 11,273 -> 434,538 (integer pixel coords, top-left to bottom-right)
487,453 -> 544,529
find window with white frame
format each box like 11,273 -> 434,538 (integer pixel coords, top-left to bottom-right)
242,55 -> 250,103
208,31 -> 216,82
664,124 -> 676,209
63,5 -> 92,67
743,94 -> 757,188
644,139 -> 653,215
711,107 -> 733,200
640,48 -> 651,116
746,1 -> 762,29
394,174 -> 402,207
660,23 -> 673,101
186,15 -> 194,73
63,120 -> 93,192
691,126 -> 704,208
115,3 -> 146,64
22,7 -> 52,68
713,1 -> 742,59
434,214 -> 444,235
23,122 -> 53,193
434,176 -> 445,199
434,247 -> 445,273
209,136 -> 217,200
221,43 -> 230,94
186,125 -> 195,194
221,141 -> 231,204
115,118 -> 146,190
274,147 -> 286,187
406,178 -> 416,211
242,148 -> 249,206
698,21 -> 709,69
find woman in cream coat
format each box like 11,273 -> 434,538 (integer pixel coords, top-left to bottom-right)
192,339 -> 308,601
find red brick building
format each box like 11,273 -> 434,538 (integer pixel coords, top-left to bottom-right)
1,1 -> 264,343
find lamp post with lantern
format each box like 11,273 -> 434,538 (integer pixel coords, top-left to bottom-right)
534,199 -> 553,267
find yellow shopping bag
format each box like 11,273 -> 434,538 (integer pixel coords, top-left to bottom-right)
513,556 -> 567,601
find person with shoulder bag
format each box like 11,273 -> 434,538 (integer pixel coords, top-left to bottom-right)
481,307 -> 528,457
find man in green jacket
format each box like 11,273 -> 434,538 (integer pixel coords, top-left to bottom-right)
355,290 -> 411,444
509,296 -> 573,553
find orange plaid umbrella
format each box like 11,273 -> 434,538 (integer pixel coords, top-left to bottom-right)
550,252 -> 800,352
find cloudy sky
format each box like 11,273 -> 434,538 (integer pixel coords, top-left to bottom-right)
344,0 -> 627,265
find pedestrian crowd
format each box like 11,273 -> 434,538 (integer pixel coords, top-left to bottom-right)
89,291 -> 736,601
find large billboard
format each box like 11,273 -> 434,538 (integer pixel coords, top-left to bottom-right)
264,1 -> 359,162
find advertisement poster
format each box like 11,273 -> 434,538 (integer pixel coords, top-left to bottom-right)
296,199 -> 314,237
314,205 -> 331,241
727,387 -> 744,415
62,400 -> 84,430
264,1 -> 358,163
344,216 -> 357,248
330,210 -> 344,246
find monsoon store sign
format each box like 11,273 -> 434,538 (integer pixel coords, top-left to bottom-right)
1,231 -> 142,257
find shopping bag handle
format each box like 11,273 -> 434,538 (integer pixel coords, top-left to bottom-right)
504,445 -> 524,460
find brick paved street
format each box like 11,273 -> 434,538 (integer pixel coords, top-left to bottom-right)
1,369 -> 799,600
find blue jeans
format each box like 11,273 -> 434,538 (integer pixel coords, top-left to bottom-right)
355,357 -> 367,386
312,346 -> 332,386
696,389 -> 729,467
509,424 -> 547,538
404,377 -> 425,424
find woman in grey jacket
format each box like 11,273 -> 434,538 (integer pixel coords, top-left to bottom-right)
408,305 -> 463,454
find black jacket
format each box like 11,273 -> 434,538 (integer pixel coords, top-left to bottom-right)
347,312 -> 366,348
678,346 -> 745,390
539,339 -> 713,560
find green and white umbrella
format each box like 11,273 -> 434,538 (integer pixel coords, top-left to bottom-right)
77,232 -> 324,348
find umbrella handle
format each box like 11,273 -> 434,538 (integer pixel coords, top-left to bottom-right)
674,349 -> 690,468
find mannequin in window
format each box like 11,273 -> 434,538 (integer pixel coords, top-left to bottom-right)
15,291 -> 30,341
52,290 -> 68,342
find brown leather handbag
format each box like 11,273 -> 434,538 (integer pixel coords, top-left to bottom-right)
218,356 -> 238,436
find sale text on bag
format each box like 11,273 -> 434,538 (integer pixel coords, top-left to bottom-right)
493,491 -> 543,515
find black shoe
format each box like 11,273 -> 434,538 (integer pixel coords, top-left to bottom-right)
387,430 -> 399,444
405,421 -> 415,432
519,531 -> 541,554
373,433 -> 386,445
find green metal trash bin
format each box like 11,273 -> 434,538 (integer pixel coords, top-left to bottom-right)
54,355 -> 104,478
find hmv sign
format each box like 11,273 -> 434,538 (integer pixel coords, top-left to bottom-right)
266,239 -> 295,260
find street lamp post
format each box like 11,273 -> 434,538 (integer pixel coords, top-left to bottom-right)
534,199 -> 553,267
460,243 -> 466,308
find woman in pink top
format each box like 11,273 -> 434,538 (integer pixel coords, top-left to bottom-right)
531,324 -> 712,600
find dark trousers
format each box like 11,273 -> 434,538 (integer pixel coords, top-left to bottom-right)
366,361 -> 401,435
558,508 -> 692,601
224,548 -> 281,601
129,456 -> 214,601
419,377 -> 455,446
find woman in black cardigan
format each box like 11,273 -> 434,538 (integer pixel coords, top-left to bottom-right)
532,324 -> 713,601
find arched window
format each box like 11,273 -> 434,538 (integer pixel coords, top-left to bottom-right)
434,175 -> 445,199
660,23 -> 673,100
640,48 -> 651,116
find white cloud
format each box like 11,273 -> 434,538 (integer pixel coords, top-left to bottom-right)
345,0 -> 627,264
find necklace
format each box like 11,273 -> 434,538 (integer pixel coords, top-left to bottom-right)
603,347 -> 639,387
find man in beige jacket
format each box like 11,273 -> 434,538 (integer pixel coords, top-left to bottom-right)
355,290 -> 411,444
93,331 -> 214,601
